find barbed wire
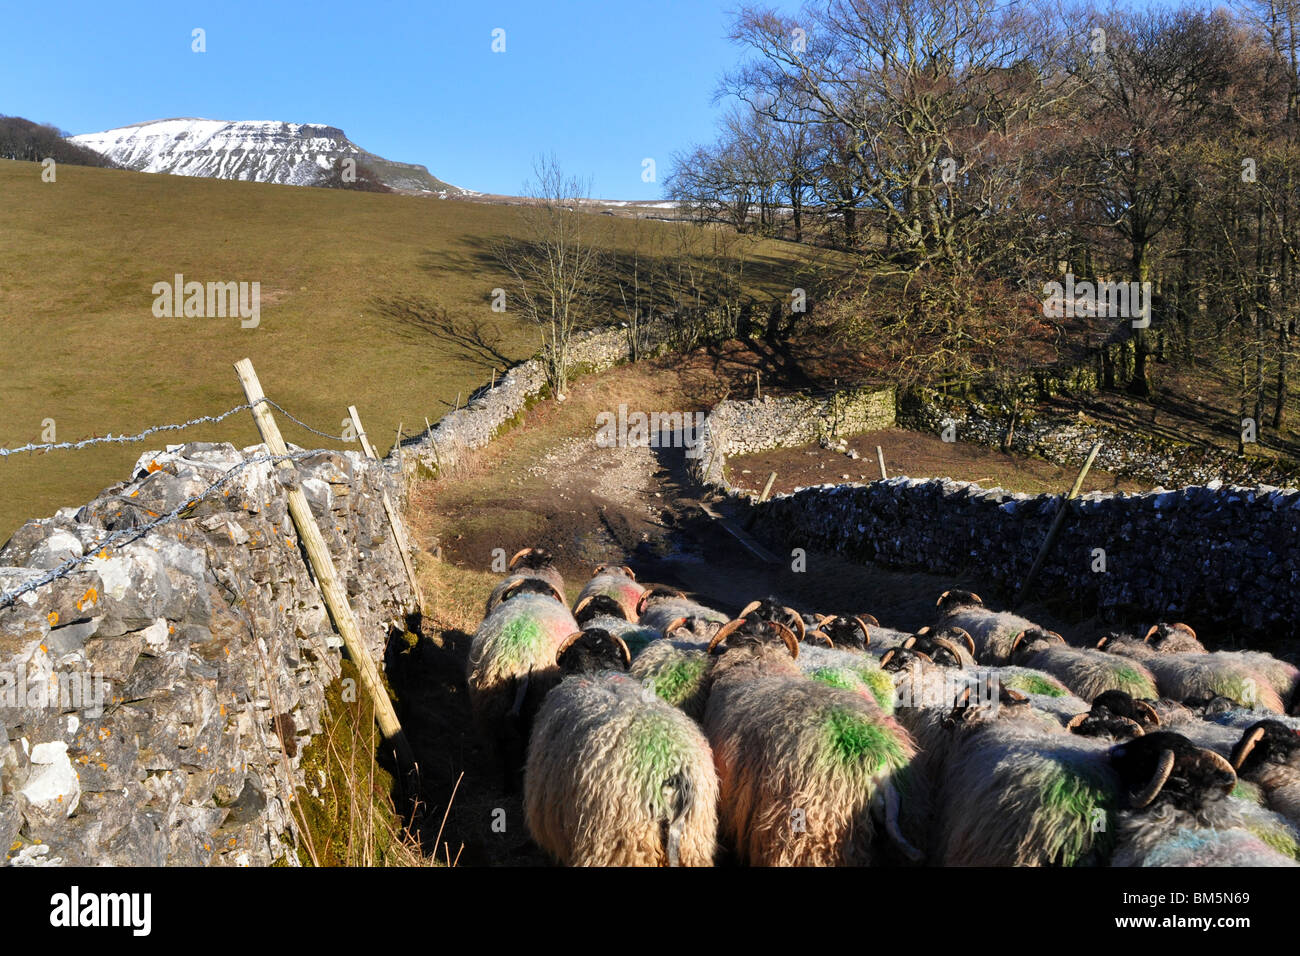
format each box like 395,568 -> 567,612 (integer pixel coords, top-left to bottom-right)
0,398 -> 349,459
0,448 -> 327,610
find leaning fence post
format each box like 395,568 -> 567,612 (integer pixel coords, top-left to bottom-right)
348,405 -> 420,598
234,359 -> 415,773
1015,442 -> 1102,608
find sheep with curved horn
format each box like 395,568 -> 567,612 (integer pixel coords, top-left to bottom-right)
635,586 -> 728,643
467,581 -> 578,787
524,628 -> 720,867
573,564 -> 645,622
1010,628 -> 1160,702
701,616 -> 920,866
573,592 -> 660,657
1099,634 -> 1284,714
1230,719 -> 1300,828
738,597 -> 807,642
484,547 -> 566,614
933,589 -> 1044,666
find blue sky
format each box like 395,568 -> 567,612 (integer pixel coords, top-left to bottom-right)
0,0 -> 804,198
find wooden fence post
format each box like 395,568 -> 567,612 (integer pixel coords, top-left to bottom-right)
876,446 -> 888,480
759,471 -> 777,502
348,406 -> 420,598
234,359 -> 415,773
1015,442 -> 1103,608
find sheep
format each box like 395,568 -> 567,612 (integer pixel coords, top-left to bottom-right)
1065,690 -> 1161,741
701,616 -> 919,866
791,638 -> 898,715
524,628 -> 720,867
635,586 -> 729,643
628,625 -> 713,719
807,614 -> 871,651
1010,628 -> 1160,702
1107,625 -> 1295,713
933,589 -> 1045,665
1230,719 -> 1300,828
573,564 -> 645,622
573,593 -> 659,656
485,548 -> 566,614
466,585 -> 579,786
1099,633 -> 1285,713
908,625 -> 977,668
932,717 -> 1249,866
739,598 -> 807,641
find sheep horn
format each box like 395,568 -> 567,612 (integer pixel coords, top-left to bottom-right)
881,780 -> 924,863
784,607 -> 805,641
930,636 -> 968,665
1128,748 -> 1176,809
1142,625 -> 1160,644
1047,631 -> 1066,644
739,600 -> 763,618
949,627 -> 976,657
1010,630 -> 1029,655
915,626 -> 931,637
1201,749 -> 1239,792
1172,622 -> 1198,641
1096,636 -> 1111,649
771,621 -> 800,659
1231,724 -> 1268,771
1067,712 -> 1090,731
502,578 -> 564,605
622,566 -> 635,580
555,631 -> 588,663
880,649 -> 897,669
507,548 -> 535,571
612,634 -> 632,668
902,635 -> 918,650
851,616 -> 873,647
1134,700 -> 1161,727
574,594 -> 628,622
706,619 -> 749,655
663,616 -> 690,638
806,630 -> 834,647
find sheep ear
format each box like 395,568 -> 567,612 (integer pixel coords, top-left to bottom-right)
853,616 -> 872,647
706,619 -> 748,655
555,631 -> 587,664
784,608 -> 805,641
1232,723 -> 1269,771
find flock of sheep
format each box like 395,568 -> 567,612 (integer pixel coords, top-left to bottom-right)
465,549 -> 1300,866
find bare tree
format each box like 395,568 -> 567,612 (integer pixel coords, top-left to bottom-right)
493,155 -> 605,395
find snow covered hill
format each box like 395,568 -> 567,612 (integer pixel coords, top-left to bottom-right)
68,118 -> 467,195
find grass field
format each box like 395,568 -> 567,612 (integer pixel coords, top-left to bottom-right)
0,159 -> 812,540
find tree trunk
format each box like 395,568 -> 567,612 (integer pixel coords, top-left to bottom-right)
1275,319 -> 1291,429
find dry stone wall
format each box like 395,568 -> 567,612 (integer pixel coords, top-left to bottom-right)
0,441 -> 415,866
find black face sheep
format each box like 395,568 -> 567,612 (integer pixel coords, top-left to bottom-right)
934,589 -> 1044,665
573,564 -> 645,622
466,581 -> 579,786
738,598 -> 807,641
1010,628 -> 1160,702
701,616 -> 919,866
1066,690 -> 1161,741
808,614 -> 873,651
484,548 -> 567,614
909,625 -> 977,668
635,586 -> 729,643
1100,632 -> 1285,713
573,593 -> 660,657
523,629 -> 720,867
1231,719 -> 1300,828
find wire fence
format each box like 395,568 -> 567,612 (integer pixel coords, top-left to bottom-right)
0,394 -> 364,611
0,398 -> 348,459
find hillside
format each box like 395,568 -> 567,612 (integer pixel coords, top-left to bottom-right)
0,159 -> 812,540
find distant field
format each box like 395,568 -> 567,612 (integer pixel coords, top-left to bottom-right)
0,160 -> 812,540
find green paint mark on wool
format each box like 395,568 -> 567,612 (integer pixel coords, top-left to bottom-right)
1230,781 -> 1265,805
823,708 -> 907,773
1006,673 -> 1066,698
1248,823 -> 1300,860
497,615 -> 547,667
1213,673 -> 1259,708
810,668 -> 857,691
621,631 -> 657,657
858,665 -> 897,714
630,716 -> 687,817
1111,664 -> 1156,698
654,657 -> 706,706
1039,768 -> 1114,866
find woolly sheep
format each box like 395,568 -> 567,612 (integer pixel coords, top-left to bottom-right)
524,629 -> 720,867
1010,628 -> 1159,702
573,593 -> 659,656
934,589 -> 1044,666
1100,635 -> 1284,713
701,617 -> 919,865
466,586 -> 579,786
485,548 -> 566,614
636,586 -> 728,643
573,565 -> 645,622
1230,719 -> 1300,829
628,630 -> 712,719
